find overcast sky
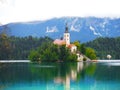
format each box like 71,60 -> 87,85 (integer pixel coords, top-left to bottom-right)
0,0 -> 120,24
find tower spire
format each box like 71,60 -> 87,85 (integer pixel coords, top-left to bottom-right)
65,23 -> 69,33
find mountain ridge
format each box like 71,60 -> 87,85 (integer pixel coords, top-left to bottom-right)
0,17 -> 120,42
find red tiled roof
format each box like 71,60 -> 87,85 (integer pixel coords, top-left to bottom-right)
68,44 -> 76,49
53,39 -> 66,45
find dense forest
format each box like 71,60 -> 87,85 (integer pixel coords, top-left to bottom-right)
28,40 -> 97,62
85,37 -> 120,59
0,34 -> 53,60
28,43 -> 78,62
0,33 -> 96,61
2,32 -> 119,60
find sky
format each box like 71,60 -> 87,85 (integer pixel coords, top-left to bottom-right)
0,0 -> 120,24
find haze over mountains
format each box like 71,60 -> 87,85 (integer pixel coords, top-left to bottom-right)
0,17 -> 120,42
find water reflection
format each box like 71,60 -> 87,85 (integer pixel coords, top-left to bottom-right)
28,62 -> 96,90
54,62 -> 84,90
0,62 -> 120,90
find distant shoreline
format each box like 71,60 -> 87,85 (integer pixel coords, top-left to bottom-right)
0,60 -> 120,63
92,60 -> 120,63
0,60 -> 30,63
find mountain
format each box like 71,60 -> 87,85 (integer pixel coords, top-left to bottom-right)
0,17 -> 120,42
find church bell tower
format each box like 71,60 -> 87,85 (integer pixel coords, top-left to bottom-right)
64,24 -> 70,46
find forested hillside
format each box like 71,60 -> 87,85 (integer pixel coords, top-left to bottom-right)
85,37 -> 120,59
0,34 -> 52,60
0,33 -> 96,60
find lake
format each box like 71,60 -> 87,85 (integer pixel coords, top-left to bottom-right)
0,61 -> 120,90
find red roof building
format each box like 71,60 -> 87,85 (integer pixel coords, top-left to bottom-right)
53,39 -> 66,46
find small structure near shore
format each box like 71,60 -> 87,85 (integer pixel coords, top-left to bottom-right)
107,54 -> 112,60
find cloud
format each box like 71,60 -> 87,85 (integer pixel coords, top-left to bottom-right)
0,0 -> 6,3
0,0 -> 120,24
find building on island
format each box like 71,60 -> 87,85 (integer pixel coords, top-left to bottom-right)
53,39 -> 66,46
53,24 -> 77,53
53,24 -> 83,61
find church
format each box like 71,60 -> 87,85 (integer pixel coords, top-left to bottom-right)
53,24 -> 77,53
53,24 -> 84,61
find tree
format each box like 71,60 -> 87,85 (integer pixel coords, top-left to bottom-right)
85,37 -> 120,59
28,50 -> 40,62
80,44 -> 86,54
41,49 -> 58,62
28,42 -> 78,62
73,41 -> 81,50
85,48 -> 97,60
58,45 -> 77,62
0,34 -> 11,59
68,53 -> 77,61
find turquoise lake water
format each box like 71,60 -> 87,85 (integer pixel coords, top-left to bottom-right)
0,62 -> 120,90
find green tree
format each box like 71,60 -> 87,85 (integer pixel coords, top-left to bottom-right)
68,53 -> 77,61
28,42 -> 77,62
0,34 -> 11,59
73,41 -> 81,50
80,44 -> 86,54
85,47 -> 97,60
85,37 -> 120,59
28,50 -> 40,62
